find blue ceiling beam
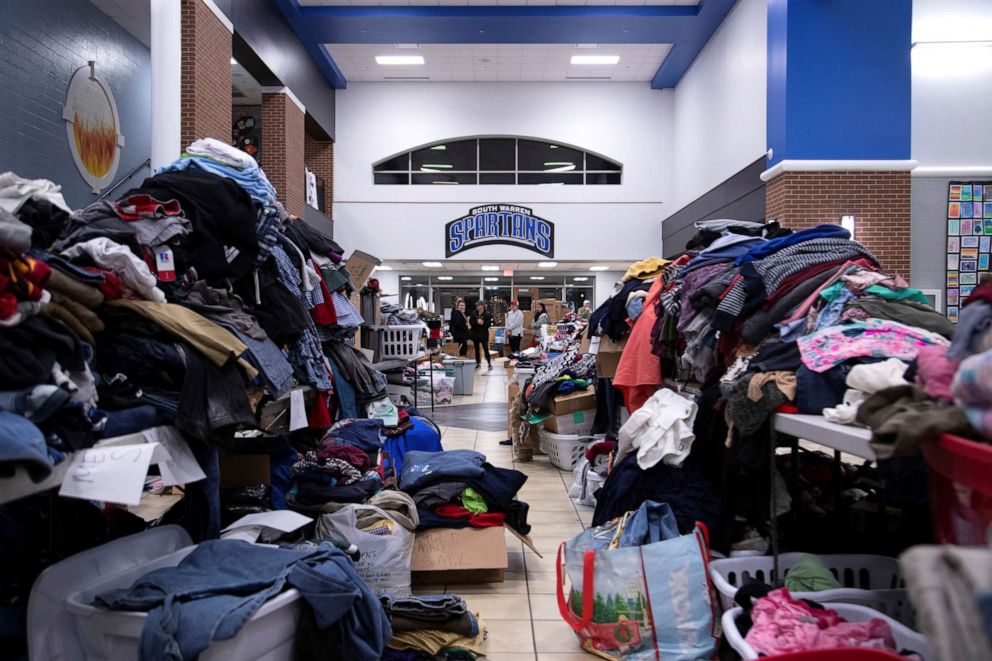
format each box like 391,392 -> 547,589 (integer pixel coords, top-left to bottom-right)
276,0 -> 737,89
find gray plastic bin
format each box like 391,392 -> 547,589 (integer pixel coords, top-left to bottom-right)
448,359 -> 476,396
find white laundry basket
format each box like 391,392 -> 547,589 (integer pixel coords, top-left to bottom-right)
722,602 -> 930,660
709,553 -> 912,625
538,430 -> 601,470
375,325 -> 425,360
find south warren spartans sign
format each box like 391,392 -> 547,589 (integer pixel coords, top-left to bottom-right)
446,204 -> 555,258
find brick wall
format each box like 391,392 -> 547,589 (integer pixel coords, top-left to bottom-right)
304,133 -> 334,215
0,0 -> 151,208
766,171 -> 911,278
261,92 -> 306,216
180,0 -> 231,149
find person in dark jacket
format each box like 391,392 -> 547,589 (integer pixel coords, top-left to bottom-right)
469,301 -> 493,371
449,299 -> 469,357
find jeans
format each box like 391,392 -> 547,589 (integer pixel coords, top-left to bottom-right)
378,593 -> 479,637
400,449 -> 486,492
95,540 -> 390,661
508,335 -> 521,354
617,500 -> 681,547
102,405 -> 161,439
472,339 -> 490,366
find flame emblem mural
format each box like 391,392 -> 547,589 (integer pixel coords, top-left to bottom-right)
64,62 -> 124,192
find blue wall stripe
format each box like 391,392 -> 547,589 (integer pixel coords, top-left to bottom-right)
276,0 -> 737,89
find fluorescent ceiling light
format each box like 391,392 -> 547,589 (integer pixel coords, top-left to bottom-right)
544,164 -> 576,173
589,266 -> 610,271
431,181 -> 459,185
571,55 -> 620,65
376,55 -> 425,65
573,276 -> 589,282
401,276 -> 412,281
481,265 -> 500,271
538,262 -> 558,268
436,276 -> 453,281
373,265 -> 393,271
421,164 -> 452,169
422,261 -> 443,268
529,276 -> 546,281
484,277 -> 499,282
430,145 -> 447,151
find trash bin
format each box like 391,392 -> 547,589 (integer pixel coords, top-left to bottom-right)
448,359 -> 476,396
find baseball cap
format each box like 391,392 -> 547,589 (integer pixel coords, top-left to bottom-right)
0,411 -> 54,482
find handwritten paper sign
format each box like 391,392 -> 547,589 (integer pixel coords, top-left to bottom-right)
59,443 -> 155,505
144,427 -> 205,486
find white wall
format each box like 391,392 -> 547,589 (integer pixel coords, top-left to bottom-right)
668,0 -> 768,214
594,270 -> 624,307
333,82 -> 673,263
911,0 -> 992,172
373,269 -> 400,304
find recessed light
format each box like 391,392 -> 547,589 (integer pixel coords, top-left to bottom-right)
538,262 -> 558,268
529,276 -> 546,281
481,265 -> 500,271
484,277 -> 499,282
401,276 -> 412,281
589,266 -> 610,271
376,55 -> 425,65
436,276 -> 453,281
571,55 -> 619,65
374,265 -> 393,271
422,261 -> 443,268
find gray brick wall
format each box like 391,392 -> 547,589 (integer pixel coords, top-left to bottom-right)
0,0 -> 151,209
911,176 -> 955,290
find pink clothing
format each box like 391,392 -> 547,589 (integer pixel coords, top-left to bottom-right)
915,344 -> 957,401
798,319 -> 950,373
745,589 -> 897,656
841,269 -> 909,292
614,274 -> 667,414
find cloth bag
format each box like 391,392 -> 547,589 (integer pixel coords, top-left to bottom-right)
317,503 -> 414,597
557,501 -> 717,660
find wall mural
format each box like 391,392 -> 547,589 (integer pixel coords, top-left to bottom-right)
63,62 -> 124,193
945,181 -> 992,322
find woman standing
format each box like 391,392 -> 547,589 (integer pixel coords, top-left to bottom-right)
449,299 -> 469,357
505,299 -> 524,354
469,300 -> 493,371
532,303 -> 551,329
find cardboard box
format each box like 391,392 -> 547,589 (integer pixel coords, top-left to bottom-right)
344,249 -> 380,293
411,527 -> 508,584
442,341 -> 463,357
550,390 -> 597,416
508,381 -> 521,437
538,298 -> 565,323
544,408 -> 596,435
596,336 -> 628,379
523,310 -> 534,328
579,334 -> 591,353
505,361 -> 515,380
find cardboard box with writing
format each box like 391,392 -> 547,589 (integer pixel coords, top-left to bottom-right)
550,390 -> 596,416
544,389 -> 597,435
596,336 -> 628,379
344,250 -> 380,293
412,527 -> 508,584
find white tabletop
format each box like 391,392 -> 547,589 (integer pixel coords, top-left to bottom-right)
773,413 -> 876,461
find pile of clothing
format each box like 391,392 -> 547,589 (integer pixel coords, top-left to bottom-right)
380,593 -> 486,660
287,437 -> 382,508
94,539 -> 390,661
399,449 -> 531,534
736,588 -> 908,657
587,220 -> 959,546
381,301 -> 421,326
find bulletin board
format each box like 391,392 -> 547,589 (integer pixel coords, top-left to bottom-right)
945,181 -> 992,322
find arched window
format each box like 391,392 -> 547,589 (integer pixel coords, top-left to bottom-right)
373,136 -> 622,185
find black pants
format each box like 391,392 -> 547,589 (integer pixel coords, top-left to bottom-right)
508,335 -> 522,354
457,339 -> 468,357
472,339 -> 491,366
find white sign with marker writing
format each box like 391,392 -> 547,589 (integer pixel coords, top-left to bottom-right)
289,388 -> 308,432
59,443 -> 156,505
144,427 -> 206,486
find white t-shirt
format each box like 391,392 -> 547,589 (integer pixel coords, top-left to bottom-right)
505,309 -> 524,336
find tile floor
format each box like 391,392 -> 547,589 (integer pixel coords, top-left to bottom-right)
419,361 -> 595,660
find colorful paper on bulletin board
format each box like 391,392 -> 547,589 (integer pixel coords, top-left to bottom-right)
946,180 -> 992,322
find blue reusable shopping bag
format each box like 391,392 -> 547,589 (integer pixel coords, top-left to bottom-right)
557,501 -> 718,660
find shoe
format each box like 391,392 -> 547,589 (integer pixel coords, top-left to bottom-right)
487,364 -> 493,371
475,364 -> 481,370
499,439 -> 513,446
730,528 -> 769,557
